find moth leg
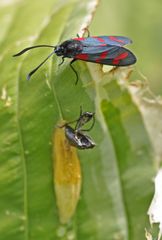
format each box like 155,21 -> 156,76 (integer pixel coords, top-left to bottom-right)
74,106 -> 83,131
76,112 -> 95,132
79,106 -> 83,116
58,57 -> 65,66
77,28 -> 90,38
61,111 -> 81,127
80,115 -> 95,132
83,28 -> 90,37
70,59 -> 79,84
57,123 -> 67,128
68,106 -> 83,129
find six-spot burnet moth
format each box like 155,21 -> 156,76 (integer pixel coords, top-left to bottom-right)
13,31 -> 137,149
13,32 -> 137,84
59,107 -> 96,150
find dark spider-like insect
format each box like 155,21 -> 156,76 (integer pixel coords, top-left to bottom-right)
60,107 -> 95,149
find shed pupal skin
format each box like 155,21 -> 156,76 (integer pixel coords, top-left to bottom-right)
53,127 -> 82,224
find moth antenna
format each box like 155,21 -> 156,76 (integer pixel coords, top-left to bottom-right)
27,51 -> 54,80
13,45 -> 55,57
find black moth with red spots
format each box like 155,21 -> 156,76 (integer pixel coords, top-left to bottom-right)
13,34 -> 137,83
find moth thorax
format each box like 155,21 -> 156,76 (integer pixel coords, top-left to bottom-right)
60,40 -> 83,57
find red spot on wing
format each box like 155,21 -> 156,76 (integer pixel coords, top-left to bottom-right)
112,52 -> 128,65
92,36 -> 105,42
109,36 -> 125,44
75,53 -> 89,60
73,37 -> 85,41
100,44 -> 107,46
95,51 -> 108,63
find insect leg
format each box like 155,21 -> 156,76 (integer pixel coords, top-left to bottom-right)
80,114 -> 95,132
59,116 -> 80,128
58,107 -> 82,129
70,59 -> 79,84
75,109 -> 95,132
79,106 -> 83,116
74,106 -> 83,131
76,28 -> 90,38
83,28 -> 90,37
58,57 -> 65,66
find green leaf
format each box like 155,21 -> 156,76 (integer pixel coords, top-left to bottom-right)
0,1 -> 155,240
100,80 -> 154,239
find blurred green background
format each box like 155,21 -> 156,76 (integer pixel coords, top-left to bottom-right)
90,0 -> 162,94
